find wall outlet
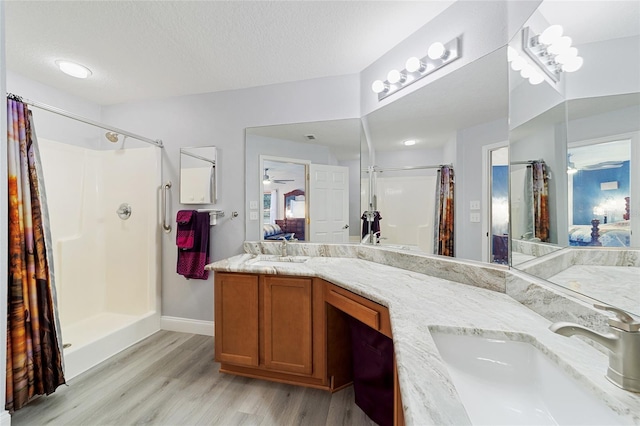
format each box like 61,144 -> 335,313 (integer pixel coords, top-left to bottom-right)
470,200 -> 481,210
249,211 -> 258,220
470,212 -> 481,223
249,200 -> 258,209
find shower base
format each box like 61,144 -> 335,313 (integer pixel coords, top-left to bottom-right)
62,311 -> 160,379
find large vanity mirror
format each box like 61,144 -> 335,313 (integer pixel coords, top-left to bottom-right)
180,146 -> 217,204
245,119 -> 362,242
509,1 -> 640,315
361,48 -> 508,259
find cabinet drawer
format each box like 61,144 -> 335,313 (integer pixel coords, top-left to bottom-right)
324,282 -> 392,338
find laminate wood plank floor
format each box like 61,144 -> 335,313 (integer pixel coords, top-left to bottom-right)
11,331 -> 376,426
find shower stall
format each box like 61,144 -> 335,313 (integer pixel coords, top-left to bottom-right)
31,102 -> 163,379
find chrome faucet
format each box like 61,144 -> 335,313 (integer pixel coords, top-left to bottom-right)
278,236 -> 288,257
549,304 -> 640,392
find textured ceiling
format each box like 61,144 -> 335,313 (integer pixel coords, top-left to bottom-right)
5,1 -> 454,105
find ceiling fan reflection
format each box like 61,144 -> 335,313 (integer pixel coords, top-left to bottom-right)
263,168 -> 294,184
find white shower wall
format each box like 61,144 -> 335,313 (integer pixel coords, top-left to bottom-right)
38,138 -> 159,350
361,175 -> 436,252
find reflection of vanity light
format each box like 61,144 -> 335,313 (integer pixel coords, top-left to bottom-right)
522,25 -> 583,83
507,47 -> 545,85
371,36 -> 461,101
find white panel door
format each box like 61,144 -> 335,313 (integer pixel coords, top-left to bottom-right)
309,164 -> 349,242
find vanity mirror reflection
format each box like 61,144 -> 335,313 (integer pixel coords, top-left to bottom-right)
245,119 -> 362,243
508,1 -> 640,315
180,146 -> 217,204
361,48 -> 508,259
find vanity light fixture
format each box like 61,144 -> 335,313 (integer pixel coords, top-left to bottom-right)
507,46 -> 545,85
371,36 -> 461,101
522,26 -> 583,83
55,60 -> 92,79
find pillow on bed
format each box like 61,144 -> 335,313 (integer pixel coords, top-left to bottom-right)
263,224 -> 282,237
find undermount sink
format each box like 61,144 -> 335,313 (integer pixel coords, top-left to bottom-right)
246,254 -> 310,266
431,332 -> 628,425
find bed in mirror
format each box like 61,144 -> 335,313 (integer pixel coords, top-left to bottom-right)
508,0 -> 640,315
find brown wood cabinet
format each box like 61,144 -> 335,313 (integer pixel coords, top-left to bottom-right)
214,272 -> 404,425
214,272 -> 327,388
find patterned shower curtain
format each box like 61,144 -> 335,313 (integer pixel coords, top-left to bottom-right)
527,161 -> 550,242
6,96 -> 66,412
434,166 -> 454,257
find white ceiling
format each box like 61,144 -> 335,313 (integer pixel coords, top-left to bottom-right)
4,0 -> 454,106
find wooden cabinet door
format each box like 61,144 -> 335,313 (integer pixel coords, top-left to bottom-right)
214,273 -> 259,367
262,276 -> 313,375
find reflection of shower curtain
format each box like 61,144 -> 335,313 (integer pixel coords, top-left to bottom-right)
434,166 -> 455,257
526,161 -> 550,242
6,97 -> 66,411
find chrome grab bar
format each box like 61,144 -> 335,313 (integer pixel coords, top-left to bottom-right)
162,181 -> 172,233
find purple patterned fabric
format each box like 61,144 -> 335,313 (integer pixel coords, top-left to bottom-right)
177,212 -> 210,280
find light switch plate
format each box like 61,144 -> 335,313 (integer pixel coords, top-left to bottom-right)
249,200 -> 258,209
470,200 -> 481,210
249,211 -> 258,220
470,212 -> 481,223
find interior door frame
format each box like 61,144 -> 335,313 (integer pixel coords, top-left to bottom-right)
259,155 -> 310,240
481,141 -> 509,263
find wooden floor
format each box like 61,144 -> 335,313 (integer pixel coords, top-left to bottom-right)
12,331 -> 376,426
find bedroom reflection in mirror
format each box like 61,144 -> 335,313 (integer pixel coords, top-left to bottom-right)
568,139 -> 630,247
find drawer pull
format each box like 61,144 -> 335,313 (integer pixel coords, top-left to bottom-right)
327,289 -> 380,330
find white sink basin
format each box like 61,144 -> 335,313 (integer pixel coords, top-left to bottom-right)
246,254 -> 310,266
431,332 -> 627,425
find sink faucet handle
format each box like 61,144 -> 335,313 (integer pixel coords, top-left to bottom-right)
594,303 -> 640,332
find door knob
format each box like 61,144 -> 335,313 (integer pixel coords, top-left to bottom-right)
342,224 -> 349,229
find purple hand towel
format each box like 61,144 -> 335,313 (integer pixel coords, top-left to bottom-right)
176,210 -> 196,249
177,212 -> 210,280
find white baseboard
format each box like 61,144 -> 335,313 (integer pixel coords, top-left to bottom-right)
160,316 -> 214,336
0,410 -> 11,426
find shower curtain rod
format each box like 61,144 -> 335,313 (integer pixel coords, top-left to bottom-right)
511,159 -> 545,165
11,95 -> 164,148
181,150 -> 215,165
361,164 -> 452,173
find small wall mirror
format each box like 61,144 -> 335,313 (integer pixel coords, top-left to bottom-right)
180,146 -> 217,204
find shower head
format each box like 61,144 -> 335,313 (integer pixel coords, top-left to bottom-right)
105,132 -> 119,143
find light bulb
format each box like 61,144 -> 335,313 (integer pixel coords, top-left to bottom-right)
371,80 -> 388,94
507,46 -> 518,62
555,47 -> 578,64
403,139 -> 416,146
539,25 -> 564,45
562,56 -> 584,72
529,73 -> 544,85
548,36 -> 572,55
510,56 -> 526,71
405,57 -> 425,73
55,60 -> 92,79
387,69 -> 405,84
520,65 -> 534,79
427,42 -> 447,60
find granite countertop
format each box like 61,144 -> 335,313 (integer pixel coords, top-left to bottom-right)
207,250 -> 640,425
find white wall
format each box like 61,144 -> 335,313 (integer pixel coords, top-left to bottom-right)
102,74 -> 360,321
456,118 -> 509,261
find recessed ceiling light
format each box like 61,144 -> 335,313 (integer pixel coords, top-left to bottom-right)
403,139 -> 416,146
55,60 -> 92,79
